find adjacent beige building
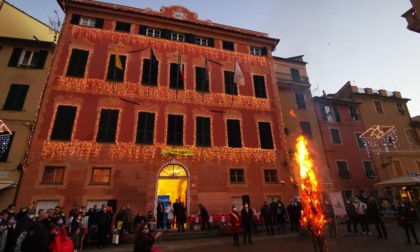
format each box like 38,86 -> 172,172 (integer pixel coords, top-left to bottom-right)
0,0 -> 56,209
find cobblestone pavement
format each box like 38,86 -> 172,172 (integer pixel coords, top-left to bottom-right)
86,221 -> 420,252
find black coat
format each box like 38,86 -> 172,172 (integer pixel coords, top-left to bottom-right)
241,208 -> 254,227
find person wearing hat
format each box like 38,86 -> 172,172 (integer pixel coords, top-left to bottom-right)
229,205 -> 241,246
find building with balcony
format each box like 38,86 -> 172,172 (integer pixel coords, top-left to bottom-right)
274,56 -> 332,197
0,0 -> 56,210
15,0 -> 297,216
402,0 -> 420,33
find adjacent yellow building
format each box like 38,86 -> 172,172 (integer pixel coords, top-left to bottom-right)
0,0 -> 56,209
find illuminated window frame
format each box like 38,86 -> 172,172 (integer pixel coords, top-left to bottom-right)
42,166 -> 65,184
91,167 -> 111,185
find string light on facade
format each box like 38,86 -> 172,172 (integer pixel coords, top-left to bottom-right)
41,140 -> 276,164
56,76 -> 272,111
71,26 -> 267,66
360,125 -> 398,156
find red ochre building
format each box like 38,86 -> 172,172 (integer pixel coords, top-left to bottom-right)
16,0 -> 301,216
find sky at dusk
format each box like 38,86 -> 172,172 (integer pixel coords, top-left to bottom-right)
7,0 -> 420,116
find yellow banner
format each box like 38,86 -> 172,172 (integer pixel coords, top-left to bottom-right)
161,149 -> 193,157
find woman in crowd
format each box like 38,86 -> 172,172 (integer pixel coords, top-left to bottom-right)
133,222 -> 162,252
229,205 -> 241,246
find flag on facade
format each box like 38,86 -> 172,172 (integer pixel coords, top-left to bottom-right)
115,47 -> 123,70
204,57 -> 209,82
178,52 -> 184,81
150,48 -> 157,66
233,60 -> 245,86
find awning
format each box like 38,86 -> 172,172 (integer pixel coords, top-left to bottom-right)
374,176 -> 420,187
0,181 -> 16,190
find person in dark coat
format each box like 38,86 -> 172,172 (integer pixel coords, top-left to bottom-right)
176,203 -> 186,232
366,196 -> 387,239
397,201 -> 419,245
345,199 -> 357,235
323,200 -> 336,237
287,199 -> 299,231
96,205 -> 111,249
229,206 -> 241,246
261,202 -> 274,235
276,200 -> 287,235
198,204 -> 211,231
241,203 -> 254,244
156,201 -> 164,230
134,213 -> 147,230
172,199 -> 180,228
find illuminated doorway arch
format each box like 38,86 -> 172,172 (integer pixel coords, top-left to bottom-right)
156,162 -> 190,220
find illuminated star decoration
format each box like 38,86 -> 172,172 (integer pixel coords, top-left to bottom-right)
359,125 -> 398,156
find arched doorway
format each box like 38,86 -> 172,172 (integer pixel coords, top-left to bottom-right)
156,163 -> 189,214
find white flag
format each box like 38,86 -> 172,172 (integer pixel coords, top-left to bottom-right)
233,60 -> 245,86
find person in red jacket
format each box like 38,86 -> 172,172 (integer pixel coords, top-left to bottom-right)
229,206 -> 241,246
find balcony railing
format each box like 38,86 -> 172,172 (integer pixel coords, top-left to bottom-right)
276,72 -> 310,84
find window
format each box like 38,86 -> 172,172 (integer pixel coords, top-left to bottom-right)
258,122 -> 274,149
349,106 -> 360,120
195,37 -> 208,46
253,75 -> 267,98
363,161 -> 377,179
227,119 -> 242,148
115,21 -> 131,33
250,47 -> 261,55
42,166 -> 65,184
330,128 -> 342,144
91,167 -> 111,184
336,161 -> 351,179
222,41 -> 234,51
70,14 -> 103,28
405,129 -> 420,145
171,33 -> 185,42
50,105 -> 77,140
290,68 -> 301,82
230,169 -> 244,183
321,104 -> 340,122
106,54 -> 126,82
141,58 -> 159,85
342,190 -> 353,201
146,28 -> 161,38
167,114 -> 183,145
300,122 -> 313,139
8,48 -> 48,69
295,93 -> 306,109
66,49 -> 89,77
0,133 -> 14,162
395,102 -> 405,116
3,84 -> 29,111
195,67 -> 209,92
355,133 -> 365,149
96,109 -> 119,143
374,101 -> 384,115
392,160 -> 404,177
135,112 -> 155,144
264,169 -> 278,183
224,71 -> 237,95
169,63 -> 184,89
196,117 -> 211,147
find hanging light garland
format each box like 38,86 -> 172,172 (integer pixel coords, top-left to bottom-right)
56,76 -> 271,111
71,26 -> 267,66
41,140 -> 276,165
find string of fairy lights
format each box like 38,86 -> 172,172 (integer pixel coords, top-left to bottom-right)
71,26 -> 267,66
41,140 -> 277,164
56,76 -> 271,110
360,125 -> 398,156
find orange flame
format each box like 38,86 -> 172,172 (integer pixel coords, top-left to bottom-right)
289,109 -> 297,118
295,135 -> 325,238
